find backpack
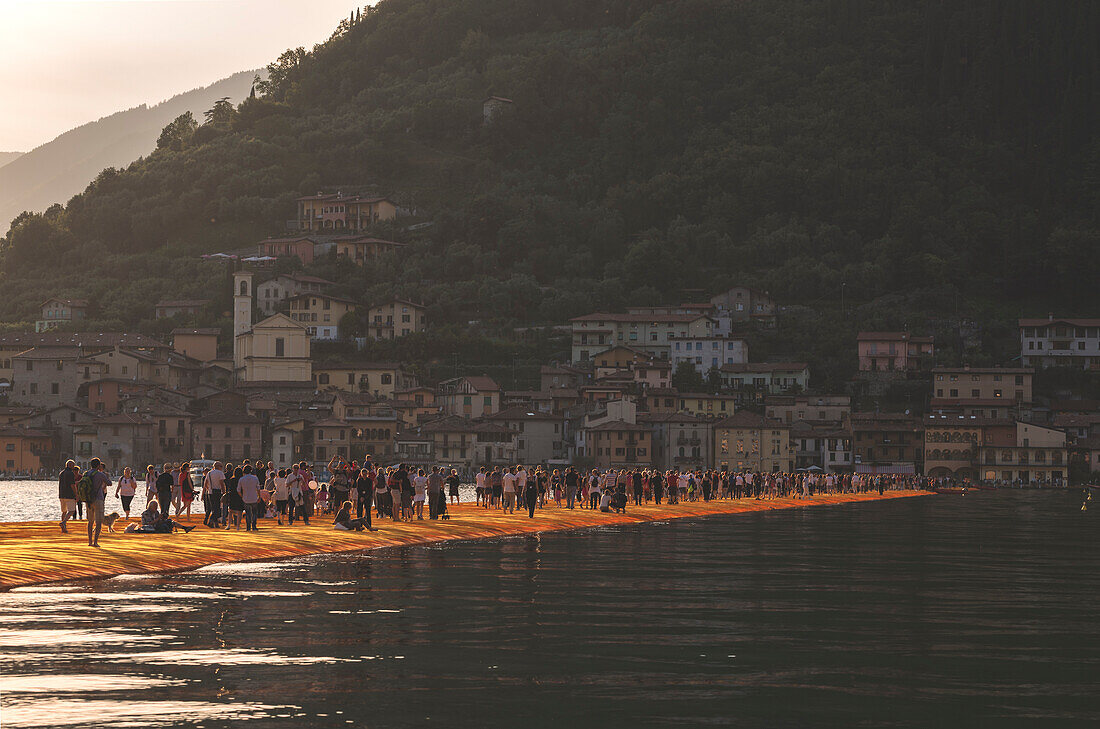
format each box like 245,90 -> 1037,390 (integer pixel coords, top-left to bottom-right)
75,472 -> 96,502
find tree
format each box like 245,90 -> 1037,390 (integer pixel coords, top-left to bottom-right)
203,97 -> 235,128
156,112 -> 197,151
672,361 -> 704,393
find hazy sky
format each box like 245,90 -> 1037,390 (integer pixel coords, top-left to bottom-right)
0,0 -> 359,152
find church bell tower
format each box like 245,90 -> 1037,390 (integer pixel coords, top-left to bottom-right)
233,270 -> 254,367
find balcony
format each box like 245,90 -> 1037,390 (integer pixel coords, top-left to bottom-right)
676,436 -> 701,446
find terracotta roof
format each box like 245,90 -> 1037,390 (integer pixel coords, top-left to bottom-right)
155,299 -> 210,309
333,391 -> 382,406
12,346 -> 82,360
0,425 -> 51,438
932,366 -> 1032,375
719,362 -> 808,373
930,398 -> 1019,407
419,416 -> 512,434
193,412 -> 263,424
314,361 -> 403,370
571,312 -> 711,323
171,328 -> 220,336
637,412 -> 710,424
440,376 -> 500,392
713,412 -> 768,428
485,406 -> 562,421
1019,317 -> 1100,327
856,331 -> 934,343
0,332 -> 166,350
585,420 -> 650,432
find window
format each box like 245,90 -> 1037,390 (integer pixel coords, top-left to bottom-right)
51,383 -> 59,395
483,396 -> 492,407
224,427 -> 232,438
205,427 -> 212,438
275,338 -> 285,357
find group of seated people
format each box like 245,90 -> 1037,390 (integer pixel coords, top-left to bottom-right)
124,498 -> 196,534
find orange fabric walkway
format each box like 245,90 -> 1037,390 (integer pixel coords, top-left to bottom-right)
0,490 -> 931,590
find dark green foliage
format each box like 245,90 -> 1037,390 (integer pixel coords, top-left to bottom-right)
0,0 -> 1096,387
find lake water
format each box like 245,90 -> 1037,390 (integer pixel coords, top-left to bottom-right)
1,491 -> 1097,728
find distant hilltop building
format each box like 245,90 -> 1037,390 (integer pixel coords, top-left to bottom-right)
294,192 -> 397,232
1019,316 -> 1100,370
36,298 -> 87,332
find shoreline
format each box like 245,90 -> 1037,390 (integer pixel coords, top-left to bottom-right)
0,491 -> 932,590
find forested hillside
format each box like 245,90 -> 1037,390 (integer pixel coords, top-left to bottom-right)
0,71 -> 256,231
1,0 -> 1096,386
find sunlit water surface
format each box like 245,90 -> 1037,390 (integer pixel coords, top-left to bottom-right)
1,491 -> 1097,728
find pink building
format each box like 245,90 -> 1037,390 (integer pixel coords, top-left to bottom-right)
857,332 -> 934,372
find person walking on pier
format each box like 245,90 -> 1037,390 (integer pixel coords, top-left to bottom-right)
84,458 -> 110,547
155,463 -> 174,519
58,460 -> 78,533
524,473 -> 539,518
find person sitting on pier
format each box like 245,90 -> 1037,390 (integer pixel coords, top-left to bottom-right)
124,499 -> 194,534
333,500 -> 369,531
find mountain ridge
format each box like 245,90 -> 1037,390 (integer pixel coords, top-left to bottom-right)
0,70 -> 259,229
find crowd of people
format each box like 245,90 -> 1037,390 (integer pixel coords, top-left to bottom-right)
57,455 -> 926,546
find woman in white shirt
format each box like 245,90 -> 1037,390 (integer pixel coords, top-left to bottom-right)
116,467 -> 137,519
413,469 -> 428,520
272,470 -> 289,525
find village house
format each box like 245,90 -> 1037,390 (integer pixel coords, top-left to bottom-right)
539,364 -> 589,391
416,415 -> 517,468
718,362 -> 810,394
486,406 -> 567,464
0,426 -> 54,473
712,413 -> 792,473
171,328 -> 220,363
639,412 -> 711,471
79,412 -> 154,474
930,366 -> 1033,419
331,235 -> 406,264
313,362 -> 416,399
308,415 -> 397,462
849,412 -> 924,475
390,386 -> 439,428
295,193 -> 398,232
287,292 -> 356,341
154,299 -> 209,320
257,237 -> 318,264
148,408 -> 194,467
579,420 -> 652,469
192,411 -> 263,463
438,376 -> 501,418
856,332 -> 935,372
675,392 -> 738,419
569,312 -> 716,363
923,414 -> 986,481
12,347 -> 106,409
710,286 -> 777,327
669,335 -> 749,375
1019,316 -> 1100,370
255,274 -> 333,316
271,419 -> 308,468
641,387 -> 680,414
979,420 -> 1068,485
0,332 -> 167,389
14,404 -> 95,464
366,298 -> 428,339
765,395 -> 851,424
36,298 -> 87,332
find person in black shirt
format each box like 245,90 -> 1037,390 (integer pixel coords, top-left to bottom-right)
155,463 -> 175,519
565,468 -> 579,509
355,469 -> 373,527
58,460 -> 78,533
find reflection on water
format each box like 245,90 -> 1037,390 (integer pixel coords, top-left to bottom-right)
1,491 -> 1097,728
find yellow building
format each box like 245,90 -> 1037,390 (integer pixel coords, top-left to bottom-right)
581,421 -> 652,469
288,293 -> 356,341
713,412 -> 792,472
676,392 -> 737,418
234,269 -> 312,384
312,362 -> 417,399
296,194 -> 397,232
366,298 -> 427,339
